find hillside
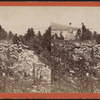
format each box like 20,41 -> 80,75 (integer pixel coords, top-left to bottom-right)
51,39 -> 100,93
51,23 -> 78,31
0,24 -> 52,93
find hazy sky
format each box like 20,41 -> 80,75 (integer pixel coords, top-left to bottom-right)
0,6 -> 100,35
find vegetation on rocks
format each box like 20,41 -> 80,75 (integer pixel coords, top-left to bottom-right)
51,29 -> 100,93
0,23 -> 100,93
0,25 -> 51,93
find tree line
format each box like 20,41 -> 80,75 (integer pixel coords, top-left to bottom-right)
0,25 -> 51,67
52,28 -> 100,44
0,25 -> 51,52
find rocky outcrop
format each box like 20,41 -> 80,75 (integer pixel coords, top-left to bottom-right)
52,40 -> 100,93
0,40 -> 51,93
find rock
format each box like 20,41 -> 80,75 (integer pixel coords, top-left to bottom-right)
2,72 -> 5,76
70,70 -> 75,73
86,72 -> 89,76
0,41 -> 51,84
74,42 -> 80,47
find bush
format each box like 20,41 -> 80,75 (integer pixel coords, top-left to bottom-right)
96,34 -> 100,44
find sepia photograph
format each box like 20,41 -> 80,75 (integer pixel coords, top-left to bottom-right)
1,5 -> 100,94
0,6 -> 51,93
51,7 -> 100,93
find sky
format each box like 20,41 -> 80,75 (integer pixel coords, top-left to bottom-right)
0,6 -> 100,35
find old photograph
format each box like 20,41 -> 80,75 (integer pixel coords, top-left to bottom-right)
0,6 -> 51,93
1,6 -> 100,93
51,7 -> 100,93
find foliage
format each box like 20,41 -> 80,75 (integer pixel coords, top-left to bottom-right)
96,34 -> 100,44
51,39 -> 100,93
93,31 -> 98,40
0,26 -> 7,40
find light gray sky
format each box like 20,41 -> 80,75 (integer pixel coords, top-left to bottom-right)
0,6 -> 100,35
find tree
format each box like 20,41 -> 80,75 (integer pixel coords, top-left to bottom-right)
0,25 -> 7,40
54,33 -> 59,39
96,34 -> 100,44
24,28 -> 35,40
18,35 -> 26,45
81,29 -> 92,40
42,26 -> 51,52
30,28 -> 35,37
38,31 -> 42,38
8,31 -> 14,40
0,29 -> 7,40
76,29 -> 81,40
0,25 -> 2,30
93,31 -> 98,40
12,33 -> 19,45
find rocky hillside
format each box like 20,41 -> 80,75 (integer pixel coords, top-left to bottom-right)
0,40 -> 51,93
51,39 -> 100,93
